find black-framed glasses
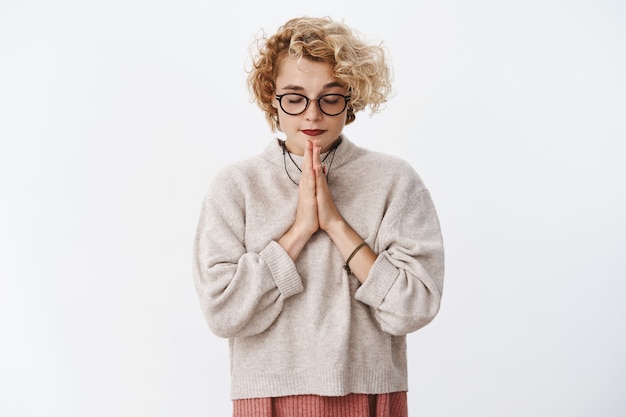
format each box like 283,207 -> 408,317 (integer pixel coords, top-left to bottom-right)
275,93 -> 351,116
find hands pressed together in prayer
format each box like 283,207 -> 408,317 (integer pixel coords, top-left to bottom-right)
295,139 -> 343,237
278,139 -> 376,283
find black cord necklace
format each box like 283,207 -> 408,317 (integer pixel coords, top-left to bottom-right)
280,137 -> 342,186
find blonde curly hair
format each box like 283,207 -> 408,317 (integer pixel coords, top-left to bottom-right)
247,16 -> 393,132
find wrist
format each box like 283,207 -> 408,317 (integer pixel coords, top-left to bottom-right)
323,218 -> 347,240
343,241 -> 367,276
279,224 -> 314,261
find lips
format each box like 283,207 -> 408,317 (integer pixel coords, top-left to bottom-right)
301,129 -> 325,136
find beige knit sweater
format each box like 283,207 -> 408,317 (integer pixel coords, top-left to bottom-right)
193,136 -> 444,400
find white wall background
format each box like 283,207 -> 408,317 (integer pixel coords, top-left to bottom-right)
1,0 -> 624,416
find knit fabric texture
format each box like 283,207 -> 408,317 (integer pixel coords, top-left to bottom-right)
233,392 -> 408,417
193,136 -> 444,399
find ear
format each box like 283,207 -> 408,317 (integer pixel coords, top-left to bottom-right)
345,107 -> 356,125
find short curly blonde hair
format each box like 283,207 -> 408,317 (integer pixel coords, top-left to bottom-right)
247,16 -> 393,132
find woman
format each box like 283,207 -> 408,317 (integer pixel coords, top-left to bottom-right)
193,16 -> 444,417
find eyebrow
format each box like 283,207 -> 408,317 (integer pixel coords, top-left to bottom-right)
281,81 -> 345,92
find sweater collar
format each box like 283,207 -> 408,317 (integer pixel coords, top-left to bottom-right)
262,135 -> 358,175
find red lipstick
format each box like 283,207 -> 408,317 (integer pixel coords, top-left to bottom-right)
301,130 -> 325,136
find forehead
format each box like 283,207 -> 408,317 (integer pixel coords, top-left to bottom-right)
274,56 -> 340,91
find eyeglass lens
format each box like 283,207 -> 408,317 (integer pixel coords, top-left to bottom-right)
278,94 -> 348,116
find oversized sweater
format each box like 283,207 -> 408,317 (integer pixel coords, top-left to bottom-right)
192,136 -> 444,400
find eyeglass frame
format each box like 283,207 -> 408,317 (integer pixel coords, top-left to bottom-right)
274,93 -> 351,116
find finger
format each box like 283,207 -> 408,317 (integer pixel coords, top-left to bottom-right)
312,140 -> 322,176
300,140 -> 316,193
302,140 -> 312,172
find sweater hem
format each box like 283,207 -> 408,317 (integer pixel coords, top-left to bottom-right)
230,365 -> 408,400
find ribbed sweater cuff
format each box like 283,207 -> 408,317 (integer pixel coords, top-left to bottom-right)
355,254 -> 397,307
260,240 -> 304,298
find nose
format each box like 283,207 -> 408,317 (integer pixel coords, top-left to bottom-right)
304,98 -> 323,121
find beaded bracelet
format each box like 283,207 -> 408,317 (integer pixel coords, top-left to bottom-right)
343,242 -> 367,275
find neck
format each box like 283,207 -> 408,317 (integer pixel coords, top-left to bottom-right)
283,136 -> 343,155
279,137 -> 343,186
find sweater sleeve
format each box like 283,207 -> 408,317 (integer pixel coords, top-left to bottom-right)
355,186 -> 444,336
192,172 -> 303,339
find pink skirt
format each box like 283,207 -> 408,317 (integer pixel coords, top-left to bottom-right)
233,392 -> 408,417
